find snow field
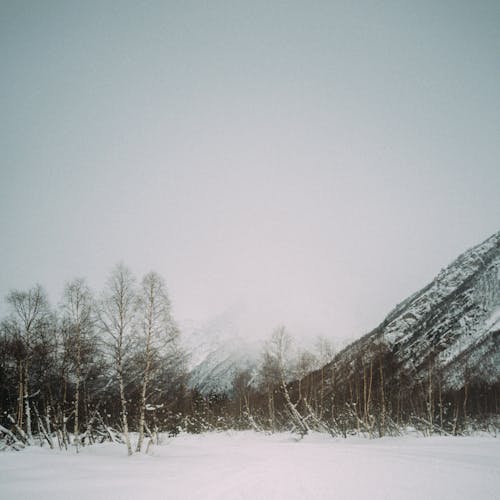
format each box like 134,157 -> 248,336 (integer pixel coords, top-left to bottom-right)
0,431 -> 499,500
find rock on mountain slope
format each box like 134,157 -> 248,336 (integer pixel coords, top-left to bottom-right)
328,231 -> 500,390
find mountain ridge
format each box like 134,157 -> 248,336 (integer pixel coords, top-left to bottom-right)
323,230 -> 500,391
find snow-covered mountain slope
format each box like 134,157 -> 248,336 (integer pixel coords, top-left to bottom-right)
328,231 -> 500,390
184,231 -> 500,396
181,306 -> 329,395
187,338 -> 260,395
181,307 -> 262,395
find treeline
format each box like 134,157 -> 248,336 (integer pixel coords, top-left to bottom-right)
0,265 -> 188,453
225,327 -> 499,439
1,268 -> 498,452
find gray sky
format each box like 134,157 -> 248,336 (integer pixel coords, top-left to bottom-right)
1,1 -> 499,342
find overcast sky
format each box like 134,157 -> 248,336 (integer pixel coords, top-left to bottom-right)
1,1 -> 499,342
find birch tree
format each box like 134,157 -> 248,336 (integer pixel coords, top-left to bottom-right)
258,349 -> 280,431
5,285 -> 50,444
61,278 -> 93,452
99,265 -> 136,456
135,271 -> 178,452
266,326 -> 309,436
314,336 -> 335,418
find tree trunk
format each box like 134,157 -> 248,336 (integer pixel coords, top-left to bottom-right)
427,364 -> 433,436
118,358 -> 132,456
23,359 -> 33,444
438,379 -> 443,432
366,360 -> 373,425
136,355 -> 151,452
17,360 -> 23,427
267,387 -> 274,431
463,382 -> 469,431
379,359 -> 385,437
136,288 -> 155,452
74,325 -> 81,452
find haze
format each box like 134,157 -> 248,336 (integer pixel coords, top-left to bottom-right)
1,1 -> 499,342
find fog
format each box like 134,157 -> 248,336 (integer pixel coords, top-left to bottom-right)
1,1 -> 499,342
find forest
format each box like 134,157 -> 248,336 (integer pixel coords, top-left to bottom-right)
0,264 -> 498,454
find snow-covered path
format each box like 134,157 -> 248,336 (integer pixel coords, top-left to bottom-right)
0,432 -> 499,500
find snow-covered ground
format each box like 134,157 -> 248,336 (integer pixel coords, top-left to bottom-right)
0,432 -> 499,500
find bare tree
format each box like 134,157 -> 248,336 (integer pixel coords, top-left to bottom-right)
314,336 -> 335,418
232,368 -> 261,430
61,278 -> 94,452
99,265 -> 136,456
267,326 -> 309,436
5,285 -> 50,443
295,348 -> 317,402
135,271 -> 178,452
258,349 -> 280,431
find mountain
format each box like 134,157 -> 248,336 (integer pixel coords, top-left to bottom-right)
184,231 -> 500,405
182,306 -> 329,396
182,306 -> 262,395
324,230 -> 500,392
